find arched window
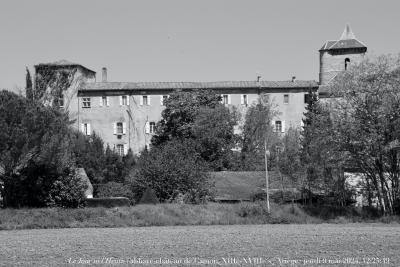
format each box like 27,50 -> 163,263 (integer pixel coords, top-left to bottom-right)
345,58 -> 350,70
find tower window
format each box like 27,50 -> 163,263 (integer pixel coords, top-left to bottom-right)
345,58 -> 350,70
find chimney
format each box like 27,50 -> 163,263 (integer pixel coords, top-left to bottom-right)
102,67 -> 107,82
257,75 -> 261,82
292,76 -> 296,82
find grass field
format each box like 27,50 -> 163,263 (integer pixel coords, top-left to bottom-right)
0,224 -> 399,266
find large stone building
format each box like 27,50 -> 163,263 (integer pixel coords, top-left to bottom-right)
34,25 -> 366,155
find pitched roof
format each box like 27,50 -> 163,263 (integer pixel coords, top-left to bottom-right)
35,59 -> 96,73
319,24 -> 367,51
80,80 -> 318,91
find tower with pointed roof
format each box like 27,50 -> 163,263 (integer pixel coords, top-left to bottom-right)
319,24 -> 367,85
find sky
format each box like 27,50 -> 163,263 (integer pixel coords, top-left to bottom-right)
1,0 -> 400,93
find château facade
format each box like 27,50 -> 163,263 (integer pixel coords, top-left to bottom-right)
33,25 -> 366,155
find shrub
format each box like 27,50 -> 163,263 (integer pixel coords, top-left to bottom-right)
85,197 -> 130,208
96,182 -> 134,202
130,139 -> 212,202
47,168 -> 88,208
139,187 -> 159,204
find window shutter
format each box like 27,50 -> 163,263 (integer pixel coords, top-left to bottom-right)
220,94 -> 223,103
126,95 -> 130,106
113,123 -> 117,135
145,121 -> 150,134
140,96 -> 143,105
123,144 -> 128,156
148,96 -> 151,105
80,123 -> 84,133
271,120 -> 275,132
119,96 -> 122,106
228,94 -> 231,104
281,121 -> 285,133
160,95 -> 163,105
99,97 -> 103,107
106,97 -> 110,106
122,122 -> 126,134
87,123 -> 91,135
240,95 -> 244,105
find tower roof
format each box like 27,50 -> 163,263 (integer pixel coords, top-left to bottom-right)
320,24 -> 367,51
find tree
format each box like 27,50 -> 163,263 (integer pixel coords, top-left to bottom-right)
300,89 -> 348,206
240,94 -> 278,170
327,54 -> 400,214
151,89 -> 238,170
0,90 -> 84,207
130,139 -> 212,203
25,67 -> 33,100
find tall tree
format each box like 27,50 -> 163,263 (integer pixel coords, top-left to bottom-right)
328,54 -> 400,214
25,67 -> 33,100
240,94 -> 278,170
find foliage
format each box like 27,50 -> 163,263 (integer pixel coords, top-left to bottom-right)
130,139 -> 212,203
300,89 -> 349,205
47,168 -> 88,208
139,187 -> 160,204
96,182 -> 134,200
151,89 -> 238,170
85,197 -> 130,208
327,54 -> 400,215
0,90 -> 79,207
25,67 -> 33,101
34,65 -> 77,105
240,94 -> 279,170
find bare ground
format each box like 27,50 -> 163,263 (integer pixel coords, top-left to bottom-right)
0,224 -> 399,267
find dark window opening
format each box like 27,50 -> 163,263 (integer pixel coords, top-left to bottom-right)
345,58 -> 350,70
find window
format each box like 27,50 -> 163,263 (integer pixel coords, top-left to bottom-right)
141,95 -> 150,106
117,122 -> 123,134
113,122 -> 126,135
241,94 -> 248,106
82,97 -> 91,108
222,95 -> 229,105
284,94 -> 289,104
345,58 -> 350,70
275,121 -> 282,132
304,94 -> 311,104
120,95 -> 129,106
149,122 -> 156,134
273,120 -> 285,133
100,96 -> 109,107
161,95 -> 168,106
116,144 -> 124,156
59,94 -> 64,108
81,123 -> 91,136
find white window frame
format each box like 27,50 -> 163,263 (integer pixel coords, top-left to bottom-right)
241,94 -> 248,106
141,95 -> 150,106
116,144 -> 124,156
81,123 -> 91,136
284,94 -> 289,104
82,97 -> 91,108
161,95 -> 168,106
149,122 -> 156,134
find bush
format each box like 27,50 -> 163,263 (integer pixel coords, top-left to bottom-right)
96,182 -> 134,202
139,187 -> 159,204
85,197 -> 130,208
130,139 -> 212,202
47,168 -> 88,208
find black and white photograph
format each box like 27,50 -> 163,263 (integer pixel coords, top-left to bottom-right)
0,0 -> 400,266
